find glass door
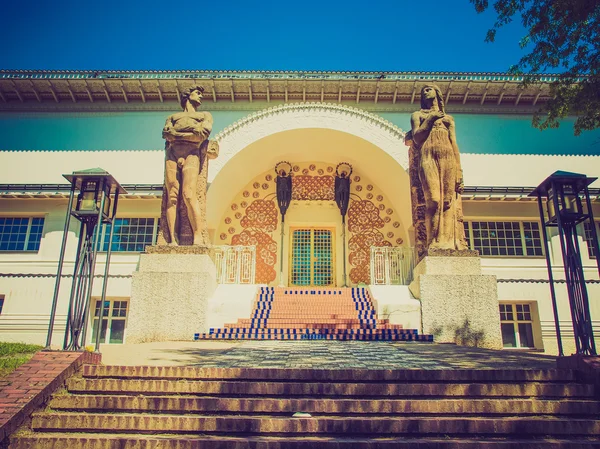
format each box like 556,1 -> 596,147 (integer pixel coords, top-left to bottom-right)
290,228 -> 334,286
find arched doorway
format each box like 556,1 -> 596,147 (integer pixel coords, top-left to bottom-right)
207,104 -> 412,286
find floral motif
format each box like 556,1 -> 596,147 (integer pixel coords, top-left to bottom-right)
366,193 -> 373,200
393,221 -> 400,228
355,185 -> 363,192
253,182 -> 260,189
354,176 -> 361,182
317,169 -> 324,175
228,227 -> 236,234
241,201 -> 248,208
293,165 -> 300,172
384,216 -> 391,223
396,238 -> 404,245
379,204 -> 385,211
366,185 -> 373,191
235,212 -> 242,219
302,168 -> 309,175
376,195 -> 383,201
224,217 -> 231,224
231,204 -> 238,211
220,233 -> 227,240
309,164 -> 316,171
348,200 -> 385,233
262,183 -> 270,190
253,191 -> 260,198
243,191 -> 250,197
265,174 -> 273,181
292,175 -> 335,201
240,199 -> 278,232
326,166 -> 334,173
386,208 -> 393,215
387,232 -> 394,238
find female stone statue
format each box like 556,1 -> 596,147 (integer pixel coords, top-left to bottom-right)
410,84 -> 467,251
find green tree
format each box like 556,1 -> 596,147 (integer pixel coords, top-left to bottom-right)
471,0 -> 600,135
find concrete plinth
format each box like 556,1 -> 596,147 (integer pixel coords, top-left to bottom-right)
409,251 -> 502,349
127,247 -> 216,343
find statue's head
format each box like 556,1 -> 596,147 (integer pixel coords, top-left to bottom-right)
420,84 -> 445,113
181,85 -> 205,109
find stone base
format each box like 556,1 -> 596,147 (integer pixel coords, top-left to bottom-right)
145,244 -> 213,256
409,254 -> 502,350
127,253 -> 216,343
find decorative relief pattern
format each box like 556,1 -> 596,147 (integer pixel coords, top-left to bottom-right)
217,161 -> 407,286
240,199 -> 278,231
291,175 -> 335,201
232,229 -> 277,284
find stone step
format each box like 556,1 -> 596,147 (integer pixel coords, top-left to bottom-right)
12,433 -> 600,449
82,366 -> 578,382
31,412 -> 600,436
66,378 -> 595,398
49,394 -> 600,416
195,333 -> 432,341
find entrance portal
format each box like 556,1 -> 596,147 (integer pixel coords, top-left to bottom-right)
290,228 -> 334,286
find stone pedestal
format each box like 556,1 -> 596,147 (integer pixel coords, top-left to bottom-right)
127,246 -> 216,343
409,249 -> 502,349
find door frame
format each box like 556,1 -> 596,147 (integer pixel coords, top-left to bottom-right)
288,226 -> 336,287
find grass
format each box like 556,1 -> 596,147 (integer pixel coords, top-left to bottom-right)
0,342 -> 43,377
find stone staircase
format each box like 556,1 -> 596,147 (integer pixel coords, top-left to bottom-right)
196,286 -> 432,341
11,365 -> 600,448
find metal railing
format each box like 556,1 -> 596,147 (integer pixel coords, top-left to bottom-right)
214,245 -> 256,284
370,246 -> 416,286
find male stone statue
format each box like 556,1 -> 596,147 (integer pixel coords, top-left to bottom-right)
408,84 -> 468,252
160,86 -> 217,246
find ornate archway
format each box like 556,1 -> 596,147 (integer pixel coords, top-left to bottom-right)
210,102 -> 408,182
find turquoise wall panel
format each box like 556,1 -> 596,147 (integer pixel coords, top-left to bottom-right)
380,113 -> 600,155
0,110 -> 599,155
0,111 -> 248,151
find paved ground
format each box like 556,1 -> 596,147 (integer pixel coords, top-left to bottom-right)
99,341 -> 558,370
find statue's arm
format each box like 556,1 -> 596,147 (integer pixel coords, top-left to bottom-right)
411,111 -> 441,148
162,117 -> 174,139
198,113 -> 213,139
447,116 -> 464,193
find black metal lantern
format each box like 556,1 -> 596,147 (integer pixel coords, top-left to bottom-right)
46,168 -> 126,352
335,162 -> 352,287
530,170 -> 599,356
275,161 -> 293,286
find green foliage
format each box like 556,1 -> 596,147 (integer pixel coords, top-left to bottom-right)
0,342 -> 42,377
471,0 -> 600,135
0,342 -> 42,357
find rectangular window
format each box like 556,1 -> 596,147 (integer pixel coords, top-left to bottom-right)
91,299 -> 128,344
0,295 -> 4,314
464,221 -> 543,257
499,303 -> 536,349
583,222 -> 599,259
98,218 -> 159,252
0,217 -> 45,252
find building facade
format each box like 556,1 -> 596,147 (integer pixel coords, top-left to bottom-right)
0,70 -> 599,353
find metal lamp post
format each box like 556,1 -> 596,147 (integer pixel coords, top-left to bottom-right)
335,162 -> 352,287
45,168 -> 126,351
275,162 -> 293,287
529,170 -> 599,356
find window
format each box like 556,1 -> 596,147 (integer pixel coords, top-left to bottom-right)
0,295 -> 4,314
583,222 -> 599,259
463,221 -> 543,257
499,303 -> 535,349
97,218 -> 159,252
0,217 -> 44,251
90,299 -> 128,344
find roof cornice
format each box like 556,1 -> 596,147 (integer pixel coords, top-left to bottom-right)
0,70 -> 561,110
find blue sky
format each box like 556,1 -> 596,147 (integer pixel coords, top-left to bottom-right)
1,0 -> 528,72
